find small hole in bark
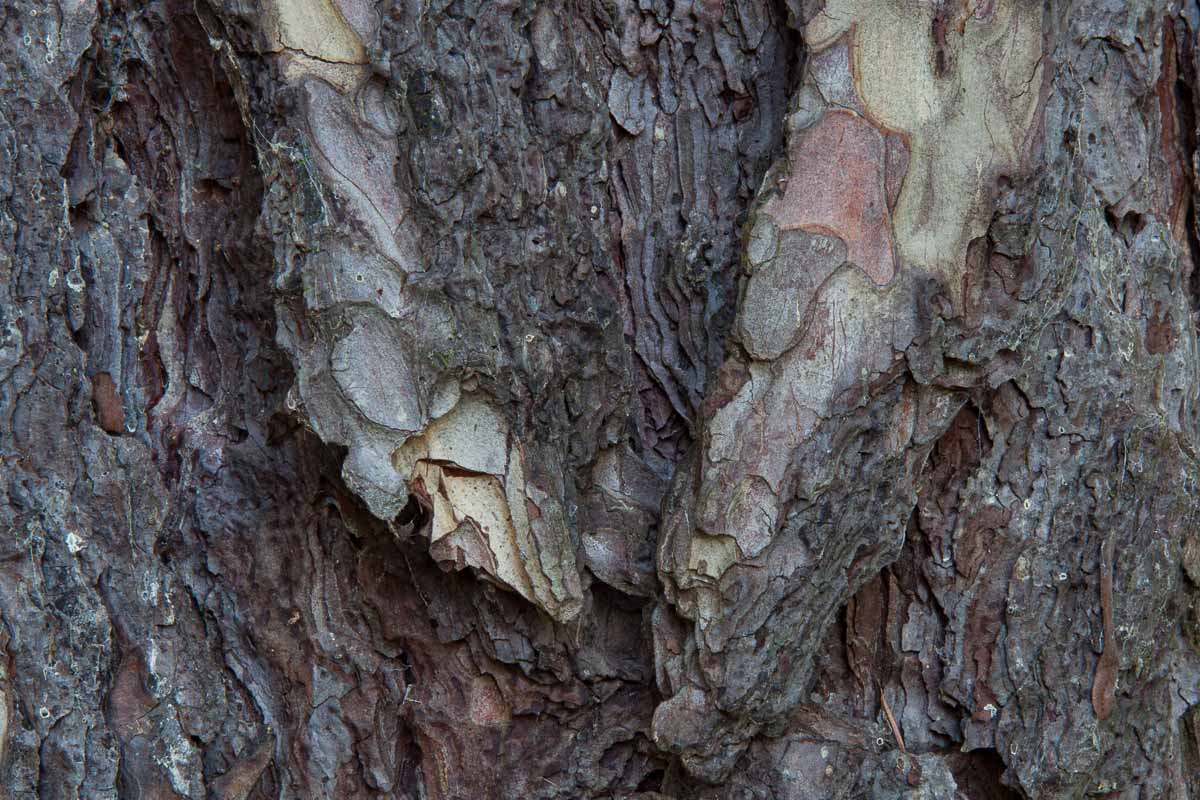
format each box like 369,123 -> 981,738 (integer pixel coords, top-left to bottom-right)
944,748 -> 1021,799
394,493 -> 427,531
1104,206 -> 1145,241
636,769 -> 664,791
395,726 -> 426,794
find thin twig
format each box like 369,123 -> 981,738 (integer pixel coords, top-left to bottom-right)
880,688 -> 908,754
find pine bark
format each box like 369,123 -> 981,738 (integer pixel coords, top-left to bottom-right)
2,0 -> 1200,797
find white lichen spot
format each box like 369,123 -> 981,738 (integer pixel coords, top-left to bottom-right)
65,267 -> 85,292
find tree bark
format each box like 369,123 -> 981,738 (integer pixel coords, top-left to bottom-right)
2,0 -> 1200,797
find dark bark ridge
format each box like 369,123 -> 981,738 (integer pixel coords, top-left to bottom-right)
0,0 -> 1199,798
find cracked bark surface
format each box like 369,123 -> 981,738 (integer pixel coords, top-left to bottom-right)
3,0 -> 1200,797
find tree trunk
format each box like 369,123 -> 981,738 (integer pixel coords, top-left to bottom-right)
3,0 -> 1200,797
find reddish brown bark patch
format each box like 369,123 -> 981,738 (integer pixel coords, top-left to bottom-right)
1091,538 -> 1118,722
91,372 -> 126,434
1155,23 -> 1194,248
1146,303 -> 1178,354
766,110 -> 896,286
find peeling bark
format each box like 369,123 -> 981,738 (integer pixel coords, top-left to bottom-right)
2,0 -> 1200,798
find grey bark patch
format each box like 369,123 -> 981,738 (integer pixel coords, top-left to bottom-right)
737,229 -> 846,360
608,67 -> 650,135
331,316 -> 422,432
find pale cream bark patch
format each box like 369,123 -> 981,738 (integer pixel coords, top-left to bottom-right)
806,0 -> 1044,292
654,2 -> 1050,777
396,398 -> 584,623
263,0 -> 366,89
687,533 -> 740,582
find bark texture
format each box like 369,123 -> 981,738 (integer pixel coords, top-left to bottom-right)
2,0 -> 1200,797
